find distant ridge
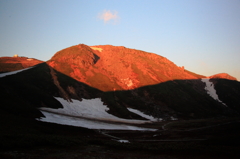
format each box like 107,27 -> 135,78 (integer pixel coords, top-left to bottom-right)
209,73 -> 237,81
0,56 -> 43,73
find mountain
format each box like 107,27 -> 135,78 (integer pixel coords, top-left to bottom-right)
0,44 -> 240,129
0,56 -> 43,73
209,73 -> 237,81
47,44 -> 202,92
1,44 -> 240,158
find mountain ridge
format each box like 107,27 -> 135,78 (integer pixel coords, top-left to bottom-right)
0,44 -> 237,82
0,44 -> 239,122
209,73 -> 237,81
0,56 -> 43,73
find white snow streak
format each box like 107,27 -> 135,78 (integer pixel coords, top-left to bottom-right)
170,116 -> 178,121
38,97 -> 157,131
116,140 -> 130,143
38,111 -> 154,131
201,78 -> 227,107
0,67 -> 33,78
127,108 -> 160,121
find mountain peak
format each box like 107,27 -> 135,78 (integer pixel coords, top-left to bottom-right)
48,44 -> 99,69
47,44 -> 199,91
209,73 -> 237,81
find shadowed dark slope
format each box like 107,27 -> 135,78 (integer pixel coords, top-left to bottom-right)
0,63 -> 101,119
0,62 -> 239,122
210,78 -> 240,113
0,62 -> 145,120
105,79 -> 239,120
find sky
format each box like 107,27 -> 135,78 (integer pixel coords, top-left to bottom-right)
0,0 -> 240,80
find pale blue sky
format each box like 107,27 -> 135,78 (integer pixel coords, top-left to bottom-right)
1,0 -> 240,80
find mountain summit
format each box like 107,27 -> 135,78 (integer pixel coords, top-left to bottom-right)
47,44 -> 200,91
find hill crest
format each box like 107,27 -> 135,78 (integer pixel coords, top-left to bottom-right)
47,44 -> 199,91
0,56 -> 43,73
209,73 -> 237,81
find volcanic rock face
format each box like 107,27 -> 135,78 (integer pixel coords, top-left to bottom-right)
0,57 -> 43,73
47,44 -> 199,91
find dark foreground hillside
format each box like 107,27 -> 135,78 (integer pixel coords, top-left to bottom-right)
0,63 -> 240,158
1,62 -> 239,122
0,112 -> 240,159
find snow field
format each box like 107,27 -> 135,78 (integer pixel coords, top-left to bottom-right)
38,111 -> 155,131
38,97 -> 158,131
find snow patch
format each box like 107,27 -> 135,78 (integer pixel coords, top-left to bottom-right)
121,78 -> 133,88
0,67 -> 34,78
170,116 -> 178,120
37,97 -> 157,131
116,140 -> 130,143
127,108 -> 161,121
40,97 -> 153,124
90,47 -> 103,52
37,111 -> 155,131
201,78 -> 227,107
